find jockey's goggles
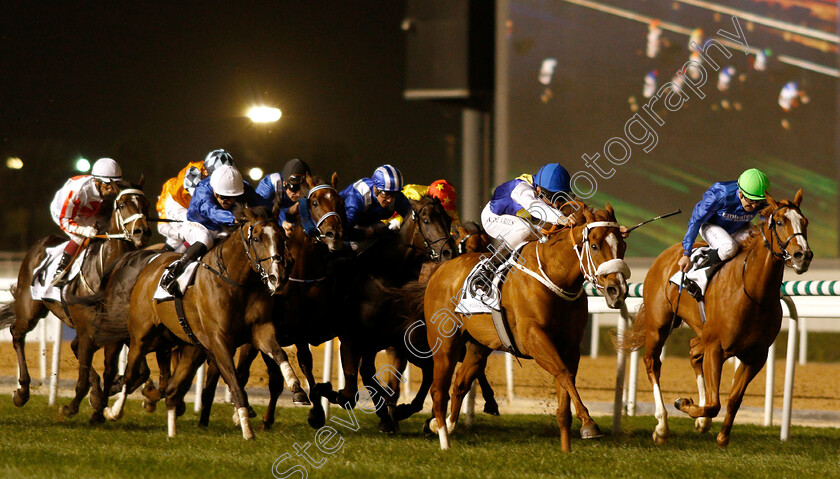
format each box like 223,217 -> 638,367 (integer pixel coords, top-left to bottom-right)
285,174 -> 305,192
215,193 -> 237,201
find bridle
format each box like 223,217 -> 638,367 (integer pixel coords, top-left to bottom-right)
302,184 -> 341,243
238,218 -> 290,292
104,188 -> 147,241
409,201 -> 452,262
763,203 -> 808,264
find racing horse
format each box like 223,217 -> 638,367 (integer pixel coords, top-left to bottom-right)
422,203 -> 629,451
196,174 -> 345,430
616,190 -> 811,448
0,181 -> 150,422
106,204 -> 293,439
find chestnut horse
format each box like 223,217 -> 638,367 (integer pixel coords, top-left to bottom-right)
617,190 -> 812,448
423,204 -> 629,451
0,182 -> 151,422
106,205 -> 293,439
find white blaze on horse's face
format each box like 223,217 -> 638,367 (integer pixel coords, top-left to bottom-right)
605,232 -> 619,258
785,209 -> 809,251
261,225 -> 284,293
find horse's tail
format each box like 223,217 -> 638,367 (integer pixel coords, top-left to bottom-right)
0,283 -> 17,330
612,303 -> 647,354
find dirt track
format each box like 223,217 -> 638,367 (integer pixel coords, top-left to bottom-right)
1,341 -> 838,414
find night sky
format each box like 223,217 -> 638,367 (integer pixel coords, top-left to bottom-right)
1,2 -> 461,248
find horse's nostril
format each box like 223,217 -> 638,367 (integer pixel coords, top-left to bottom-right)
325,231 -> 335,239
442,249 -> 452,260
793,251 -> 804,261
606,286 -> 619,298
134,228 -> 144,236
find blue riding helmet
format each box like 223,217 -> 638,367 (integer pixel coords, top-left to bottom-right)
372,164 -> 404,193
534,163 -> 571,193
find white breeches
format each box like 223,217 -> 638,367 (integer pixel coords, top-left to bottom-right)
157,197 -> 190,251
181,221 -> 220,248
480,203 -> 538,248
699,223 -> 752,261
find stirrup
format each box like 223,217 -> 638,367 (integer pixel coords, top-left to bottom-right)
51,269 -> 69,288
684,279 -> 703,301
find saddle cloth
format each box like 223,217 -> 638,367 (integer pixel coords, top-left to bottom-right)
669,246 -> 713,298
153,259 -> 200,301
454,242 -> 527,315
30,242 -> 88,301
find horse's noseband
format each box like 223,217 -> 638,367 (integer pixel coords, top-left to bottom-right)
241,219 -> 289,288
109,188 -> 147,241
307,184 -> 341,242
411,206 -> 451,262
764,204 -> 808,263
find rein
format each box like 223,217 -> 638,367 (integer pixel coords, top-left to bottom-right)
571,221 -> 629,291
305,184 -> 341,242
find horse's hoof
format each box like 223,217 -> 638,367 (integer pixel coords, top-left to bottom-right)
695,417 -> 711,433
12,389 -> 29,407
60,404 -> 79,417
580,423 -> 603,439
674,397 -> 692,412
104,407 -> 123,421
142,400 -> 157,413
260,421 -> 274,432
110,376 -> 124,396
175,402 -> 186,417
247,406 -> 257,418
653,430 -> 668,446
483,402 -> 500,416
393,403 -> 418,422
716,432 -> 730,449
292,390 -> 311,406
422,417 -> 434,436
379,417 -> 397,435
307,408 -> 326,429
89,411 -> 106,425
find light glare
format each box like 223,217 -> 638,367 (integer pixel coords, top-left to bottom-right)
6,157 -> 23,169
76,158 -> 91,172
248,106 -> 282,123
248,167 -> 264,181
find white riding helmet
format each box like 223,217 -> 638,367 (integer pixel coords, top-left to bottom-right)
209,165 -> 245,197
91,158 -> 122,183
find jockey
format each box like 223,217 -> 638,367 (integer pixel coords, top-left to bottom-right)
159,165 -> 264,295
401,179 -> 460,225
49,158 -> 123,286
156,149 -> 234,252
480,163 -> 576,249
339,164 -> 411,240
678,168 -> 769,295
255,158 -> 311,236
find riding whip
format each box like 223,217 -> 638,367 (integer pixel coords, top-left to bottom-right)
626,209 -> 681,233
147,218 -> 182,223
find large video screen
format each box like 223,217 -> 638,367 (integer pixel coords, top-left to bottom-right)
507,0 -> 837,256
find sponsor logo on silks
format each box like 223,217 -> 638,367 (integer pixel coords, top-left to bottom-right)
719,212 -> 753,222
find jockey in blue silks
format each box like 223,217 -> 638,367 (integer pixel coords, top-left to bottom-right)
339,164 -> 411,240
255,158 -> 311,236
160,165 -> 265,295
480,163 -> 577,248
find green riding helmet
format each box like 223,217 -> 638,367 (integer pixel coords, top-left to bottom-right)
737,168 -> 769,201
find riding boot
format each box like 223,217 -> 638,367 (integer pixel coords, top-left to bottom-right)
470,243 -> 512,297
161,242 -> 207,296
684,248 -> 725,301
50,252 -> 74,287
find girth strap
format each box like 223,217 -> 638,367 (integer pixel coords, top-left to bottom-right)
174,296 -> 200,344
490,308 -> 527,359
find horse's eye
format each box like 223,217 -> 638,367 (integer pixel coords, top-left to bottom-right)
312,201 -> 318,207
591,244 -> 599,251
776,220 -> 783,226
116,203 -> 123,209
253,236 -> 260,243
424,219 -> 430,225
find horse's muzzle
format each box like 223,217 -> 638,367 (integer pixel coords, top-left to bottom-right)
792,249 -> 813,274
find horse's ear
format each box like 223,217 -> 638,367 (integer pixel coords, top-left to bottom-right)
764,192 -> 778,210
794,188 -> 803,207
137,174 -> 145,189
604,202 -> 615,218
582,206 -> 596,223
331,172 -> 339,189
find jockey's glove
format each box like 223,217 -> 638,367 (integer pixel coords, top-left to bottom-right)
388,218 -> 402,232
75,225 -> 99,238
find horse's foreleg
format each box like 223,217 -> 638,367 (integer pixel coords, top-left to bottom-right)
642,308 -> 672,445
261,352 -> 285,430
476,368 -> 500,416
251,323 -> 307,406
62,334 -> 95,418
428,346 -> 458,450
205,340 -> 254,440
717,357 -> 763,448
358,351 -> 398,434
107,332 -> 155,420
234,344 -> 260,417
199,359 -> 220,427
676,343 -> 724,420
294,343 -> 325,430
91,343 -> 121,424
384,346 -> 406,405
395,358 -> 432,422
334,338 -> 360,409
526,328 -> 600,453
689,336 -> 711,433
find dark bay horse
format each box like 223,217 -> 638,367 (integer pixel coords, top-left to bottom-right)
196,174 -> 346,430
0,182 -> 151,422
617,190 -> 811,448
106,205 -> 293,439
422,204 -> 629,451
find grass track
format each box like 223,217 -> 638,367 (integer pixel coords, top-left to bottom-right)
0,396 -> 838,478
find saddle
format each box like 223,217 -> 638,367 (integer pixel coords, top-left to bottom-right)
153,258 -> 200,300
30,242 -> 88,301
669,246 -> 725,301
